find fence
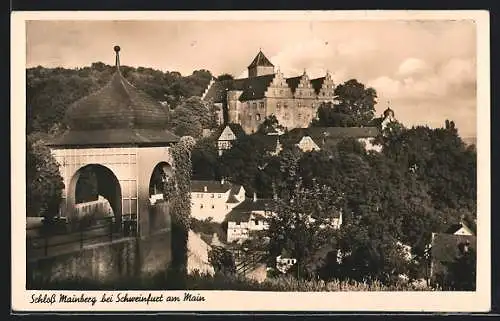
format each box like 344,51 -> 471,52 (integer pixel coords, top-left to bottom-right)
26,215 -> 138,258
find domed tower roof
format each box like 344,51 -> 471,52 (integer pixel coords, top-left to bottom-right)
48,46 -> 179,147
383,107 -> 395,118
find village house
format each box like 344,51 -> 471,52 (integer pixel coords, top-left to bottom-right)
281,126 -> 383,153
215,123 -> 246,156
224,194 -> 275,243
429,220 -> 476,286
190,179 -> 246,223
202,50 -> 338,134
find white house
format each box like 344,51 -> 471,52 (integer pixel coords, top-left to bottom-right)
225,194 -> 275,243
216,123 -> 246,156
190,179 -> 246,222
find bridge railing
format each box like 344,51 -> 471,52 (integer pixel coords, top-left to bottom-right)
26,216 -> 138,258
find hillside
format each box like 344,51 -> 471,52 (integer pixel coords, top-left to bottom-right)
26,63 -> 213,134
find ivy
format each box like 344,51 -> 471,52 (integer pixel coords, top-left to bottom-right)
167,137 -> 194,275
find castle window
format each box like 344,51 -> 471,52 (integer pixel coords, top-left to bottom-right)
277,102 -> 281,109
284,103 -> 288,108
248,114 -> 252,120
218,194 -> 222,198
211,205 -> 215,209
211,193 -> 215,198
200,204 -> 204,209
253,102 -> 257,109
259,102 -> 264,109
256,114 -> 261,121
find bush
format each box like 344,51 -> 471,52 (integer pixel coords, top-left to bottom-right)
28,268 -> 437,291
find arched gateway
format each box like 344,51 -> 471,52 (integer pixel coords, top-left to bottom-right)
46,46 -> 179,237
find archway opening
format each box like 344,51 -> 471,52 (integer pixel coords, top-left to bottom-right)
68,164 -> 122,227
149,162 -> 174,201
148,162 -> 174,232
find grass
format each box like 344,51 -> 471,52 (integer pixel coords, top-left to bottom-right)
28,269 -> 437,291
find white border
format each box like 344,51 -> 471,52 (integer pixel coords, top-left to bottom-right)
11,10 -> 491,312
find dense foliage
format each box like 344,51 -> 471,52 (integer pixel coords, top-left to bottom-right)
311,79 -> 377,127
27,64 -> 212,134
26,135 -> 65,218
28,271 -> 436,291
168,137 -> 194,274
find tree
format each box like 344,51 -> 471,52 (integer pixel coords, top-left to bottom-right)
191,137 -> 221,180
257,115 -> 285,135
168,96 -> 219,139
311,79 -> 377,127
208,246 -> 236,275
447,246 -> 476,290
219,134 -> 271,196
26,135 -> 65,218
217,73 -> 234,81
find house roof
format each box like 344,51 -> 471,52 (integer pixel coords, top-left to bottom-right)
248,50 -> 274,68
310,77 -> 326,94
191,180 -> 237,193
445,222 -> 475,235
285,76 -> 302,93
224,198 -> 276,223
238,74 -> 276,101
48,48 -> 178,147
431,233 -> 477,264
283,127 -> 380,146
47,128 -> 179,147
216,123 -> 246,140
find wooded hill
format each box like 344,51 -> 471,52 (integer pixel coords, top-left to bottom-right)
26,63 -> 213,135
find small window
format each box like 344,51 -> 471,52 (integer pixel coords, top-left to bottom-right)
253,103 -> 257,109
218,194 -> 222,198
298,101 -> 302,107
259,102 -> 264,109
248,114 -> 252,120
211,205 -> 215,209
211,193 -> 215,198
200,204 -> 204,209
226,205 -> 229,210
284,103 -> 288,108
256,114 -> 261,121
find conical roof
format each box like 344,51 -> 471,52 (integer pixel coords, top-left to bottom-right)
248,50 -> 274,68
48,46 -> 179,147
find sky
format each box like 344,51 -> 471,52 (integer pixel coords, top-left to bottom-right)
26,19 -> 477,138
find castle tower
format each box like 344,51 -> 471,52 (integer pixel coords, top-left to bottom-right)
248,50 -> 275,78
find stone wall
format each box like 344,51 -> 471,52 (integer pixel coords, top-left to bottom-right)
27,237 -> 138,286
27,230 -> 172,288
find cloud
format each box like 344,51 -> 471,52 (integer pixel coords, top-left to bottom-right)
397,58 -> 431,77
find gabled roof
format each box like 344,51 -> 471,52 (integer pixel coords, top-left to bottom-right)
224,198 -> 276,223
238,74 -> 276,101
248,51 -> 274,68
191,180 -> 238,193
310,77 -> 326,94
226,123 -> 246,139
285,76 -> 302,94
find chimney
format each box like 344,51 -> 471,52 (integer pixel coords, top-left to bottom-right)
253,192 -> 257,202
204,186 -> 208,192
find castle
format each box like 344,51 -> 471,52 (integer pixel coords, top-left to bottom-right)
202,50 -> 338,134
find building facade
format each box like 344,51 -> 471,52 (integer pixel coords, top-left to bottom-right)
202,50 -> 338,134
190,180 -> 246,223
